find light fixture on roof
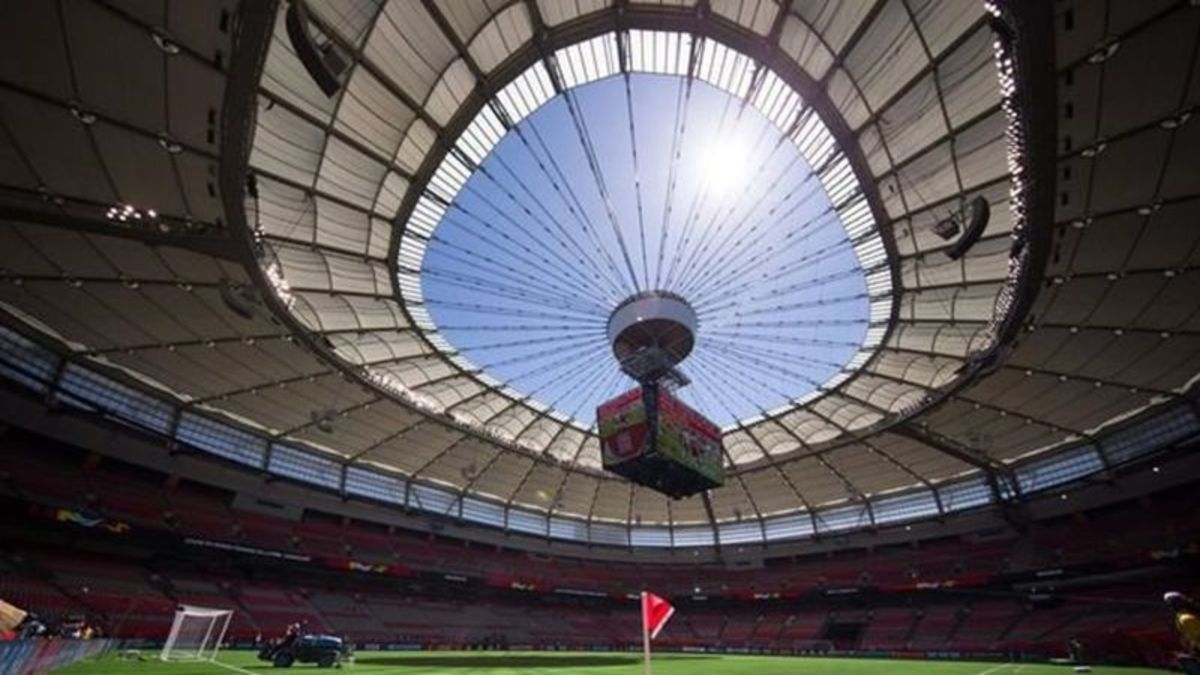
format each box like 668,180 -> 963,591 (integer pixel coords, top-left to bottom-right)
1080,141 -> 1107,158
460,463 -> 479,481
151,31 -> 180,55
69,104 -> 96,126
310,408 -> 336,434
157,133 -> 183,154
1086,41 -> 1120,65
262,259 -> 295,310
105,203 -> 161,223
1160,111 -> 1192,130
36,186 -> 64,206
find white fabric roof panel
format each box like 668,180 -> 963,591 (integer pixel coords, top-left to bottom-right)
710,0 -> 780,37
65,0 -> 167,133
316,137 -> 390,211
251,101 -> 326,186
724,429 -> 765,464
470,451 -> 535,505
307,0 -> 383,45
791,1 -> 877,57
779,456 -> 852,507
748,422 -> 803,457
824,446 -> 914,495
335,68 -> 417,160
590,479 -> 632,523
778,14 -> 835,80
434,0 -> 509,43
0,96 -> 117,205
843,0 -> 928,114
468,4 -> 534,74
536,0 -> 612,28
740,469 -> 804,517
366,0 -> 458,107
420,436 -> 502,490
871,432 -> 971,481
0,2 -> 77,101
706,479 -> 757,521
553,471 -> 601,517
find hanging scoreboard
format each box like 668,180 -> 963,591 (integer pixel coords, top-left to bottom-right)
598,386 -> 725,498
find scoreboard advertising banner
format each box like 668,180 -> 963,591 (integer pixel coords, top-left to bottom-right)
597,388 -> 650,465
656,390 -> 724,485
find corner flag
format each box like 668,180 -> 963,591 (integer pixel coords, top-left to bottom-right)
641,591 -> 675,639
640,591 -> 675,675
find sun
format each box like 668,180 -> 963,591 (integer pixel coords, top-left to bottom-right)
695,135 -> 753,196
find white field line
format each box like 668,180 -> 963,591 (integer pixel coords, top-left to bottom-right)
209,658 -> 257,675
973,663 -> 1016,675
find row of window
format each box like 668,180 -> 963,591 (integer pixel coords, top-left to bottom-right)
0,324 -> 1194,549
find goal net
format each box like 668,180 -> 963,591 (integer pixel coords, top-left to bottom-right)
160,605 -> 233,662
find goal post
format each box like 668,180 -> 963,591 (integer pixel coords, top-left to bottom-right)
160,605 -> 234,662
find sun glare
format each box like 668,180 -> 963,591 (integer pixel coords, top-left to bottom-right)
696,136 -> 753,195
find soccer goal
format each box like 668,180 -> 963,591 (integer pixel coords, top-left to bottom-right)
160,605 -> 234,662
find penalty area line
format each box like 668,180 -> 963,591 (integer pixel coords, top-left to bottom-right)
209,658 -> 256,675
973,664 -> 1015,675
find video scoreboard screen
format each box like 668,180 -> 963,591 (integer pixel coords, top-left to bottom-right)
597,387 -> 724,497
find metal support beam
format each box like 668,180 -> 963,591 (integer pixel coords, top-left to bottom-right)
0,202 -> 239,261
700,490 -> 722,553
893,421 -> 1022,506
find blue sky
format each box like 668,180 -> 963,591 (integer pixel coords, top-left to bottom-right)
422,72 -> 868,428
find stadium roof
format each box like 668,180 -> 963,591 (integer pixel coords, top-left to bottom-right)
0,0 -> 1198,546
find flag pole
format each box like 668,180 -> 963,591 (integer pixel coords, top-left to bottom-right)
641,592 -> 652,675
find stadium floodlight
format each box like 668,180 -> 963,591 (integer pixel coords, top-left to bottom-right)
160,605 -> 234,663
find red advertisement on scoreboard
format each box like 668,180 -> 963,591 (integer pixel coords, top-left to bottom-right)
656,391 -> 721,443
597,388 -> 650,465
655,389 -> 725,484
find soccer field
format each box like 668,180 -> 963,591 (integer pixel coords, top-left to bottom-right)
56,651 -> 1170,675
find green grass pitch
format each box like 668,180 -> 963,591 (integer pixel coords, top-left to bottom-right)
56,650 -> 1170,674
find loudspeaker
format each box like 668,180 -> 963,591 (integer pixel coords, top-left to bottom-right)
945,195 -> 991,260
285,1 -> 348,97
219,279 -> 262,319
